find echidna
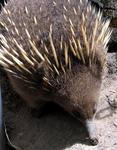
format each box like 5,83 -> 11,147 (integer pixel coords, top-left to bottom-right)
0,0 -> 112,145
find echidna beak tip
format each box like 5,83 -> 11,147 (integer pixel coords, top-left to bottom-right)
90,137 -> 99,145
86,119 -> 99,145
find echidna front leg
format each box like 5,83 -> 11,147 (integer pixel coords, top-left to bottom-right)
30,101 -> 47,118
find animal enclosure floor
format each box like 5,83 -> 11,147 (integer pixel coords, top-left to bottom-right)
3,53 -> 117,150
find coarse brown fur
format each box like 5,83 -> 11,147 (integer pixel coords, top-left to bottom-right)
0,0 -> 112,145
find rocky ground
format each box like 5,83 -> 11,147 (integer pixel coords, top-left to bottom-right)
1,53 -> 116,150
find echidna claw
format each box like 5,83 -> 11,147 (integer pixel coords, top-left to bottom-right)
4,123 -> 21,150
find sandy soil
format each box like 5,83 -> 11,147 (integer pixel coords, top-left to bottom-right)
2,53 -> 117,150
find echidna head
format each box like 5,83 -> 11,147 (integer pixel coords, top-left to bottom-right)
47,62 -> 102,145
49,61 -> 102,120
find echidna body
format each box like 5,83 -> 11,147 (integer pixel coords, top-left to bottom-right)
0,0 -> 112,145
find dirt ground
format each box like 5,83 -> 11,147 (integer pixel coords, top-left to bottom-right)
2,53 -> 117,150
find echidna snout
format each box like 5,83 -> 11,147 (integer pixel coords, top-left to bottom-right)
86,119 -> 99,145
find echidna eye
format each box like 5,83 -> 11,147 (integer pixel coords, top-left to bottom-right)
93,104 -> 97,114
93,108 -> 96,114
